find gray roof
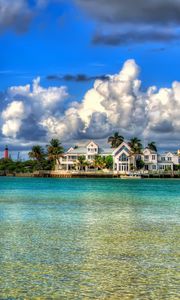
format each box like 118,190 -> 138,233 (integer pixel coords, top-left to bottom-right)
66,146 -> 113,155
99,148 -> 113,154
160,152 -> 175,156
67,147 -> 87,154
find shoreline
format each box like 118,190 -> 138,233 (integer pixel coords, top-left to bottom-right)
1,171 -> 180,179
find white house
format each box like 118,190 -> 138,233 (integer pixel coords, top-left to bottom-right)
157,152 -> 179,171
142,148 -> 158,171
57,140 -> 179,173
142,148 -> 179,171
58,140 -> 113,171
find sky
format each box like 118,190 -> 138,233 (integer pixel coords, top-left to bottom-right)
0,0 -> 180,157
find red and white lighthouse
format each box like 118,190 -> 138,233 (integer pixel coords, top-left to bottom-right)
4,145 -> 9,159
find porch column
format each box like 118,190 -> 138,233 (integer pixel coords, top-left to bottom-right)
66,156 -> 69,171
117,162 -> 120,172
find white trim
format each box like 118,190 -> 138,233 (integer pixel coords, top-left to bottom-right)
112,141 -> 131,156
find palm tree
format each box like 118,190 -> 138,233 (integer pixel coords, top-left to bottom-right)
108,132 -> 124,148
93,155 -> 106,170
46,139 -> 64,167
28,145 -> 45,170
128,137 -> 142,154
28,145 -> 45,161
76,155 -> 89,171
148,141 -> 157,152
128,137 -> 143,170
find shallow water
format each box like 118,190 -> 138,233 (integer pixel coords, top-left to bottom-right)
0,177 -> 179,299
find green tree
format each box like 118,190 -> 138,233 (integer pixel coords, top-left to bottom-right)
148,141 -> 157,152
76,155 -> 89,170
105,155 -> 113,169
21,160 -> 38,173
108,132 -> 124,148
0,158 -> 14,174
28,145 -> 45,169
136,158 -> 145,170
46,139 -> 64,168
94,155 -> 106,170
128,137 -> 142,154
128,137 -> 143,170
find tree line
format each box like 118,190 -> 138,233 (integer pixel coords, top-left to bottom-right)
108,132 -> 157,152
0,134 -> 158,174
0,139 -> 63,174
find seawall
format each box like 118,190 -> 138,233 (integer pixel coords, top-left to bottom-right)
2,171 -> 179,179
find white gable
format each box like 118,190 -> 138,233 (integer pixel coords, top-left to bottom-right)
113,142 -> 131,157
143,148 -> 151,155
86,140 -> 99,149
165,152 -> 173,157
67,147 -> 74,153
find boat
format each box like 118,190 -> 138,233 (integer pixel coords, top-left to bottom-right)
120,174 -> 141,179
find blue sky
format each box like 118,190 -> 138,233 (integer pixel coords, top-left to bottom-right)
1,0 -> 180,93
0,0 -> 180,153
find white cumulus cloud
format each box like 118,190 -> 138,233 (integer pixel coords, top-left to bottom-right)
1,77 -> 68,140
2,101 -> 26,138
2,119 -> 22,139
1,59 -> 180,149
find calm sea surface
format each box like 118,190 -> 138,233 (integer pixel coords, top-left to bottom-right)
0,177 -> 179,299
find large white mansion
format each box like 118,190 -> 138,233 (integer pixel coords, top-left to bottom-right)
57,140 -> 180,173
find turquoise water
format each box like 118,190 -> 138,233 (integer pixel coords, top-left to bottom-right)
0,177 -> 179,299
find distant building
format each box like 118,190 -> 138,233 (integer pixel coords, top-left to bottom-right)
4,146 -> 9,159
143,148 -> 158,171
143,148 -> 179,171
56,140 -> 180,173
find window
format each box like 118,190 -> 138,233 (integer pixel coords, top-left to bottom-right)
152,155 -> 156,160
152,165 -> 156,170
144,155 -> 149,160
119,153 -> 128,162
88,148 -> 97,153
161,157 -> 165,161
168,157 -> 172,161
